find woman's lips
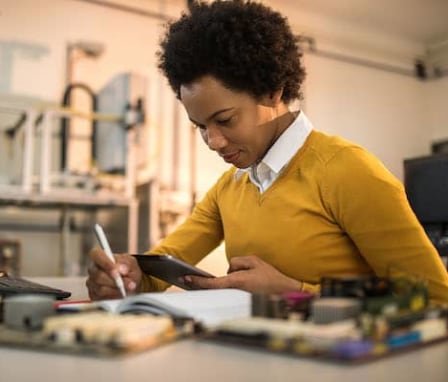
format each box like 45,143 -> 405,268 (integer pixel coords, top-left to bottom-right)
221,151 -> 240,164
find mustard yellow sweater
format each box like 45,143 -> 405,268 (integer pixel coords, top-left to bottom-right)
142,130 -> 448,303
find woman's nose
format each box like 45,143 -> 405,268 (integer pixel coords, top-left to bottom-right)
205,126 -> 227,151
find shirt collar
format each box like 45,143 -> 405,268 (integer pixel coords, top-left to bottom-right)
234,110 -> 313,181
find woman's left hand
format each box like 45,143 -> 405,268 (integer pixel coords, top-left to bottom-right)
183,255 -> 302,293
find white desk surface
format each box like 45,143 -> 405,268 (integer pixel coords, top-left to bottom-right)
1,335 -> 447,382
1,277 -> 447,382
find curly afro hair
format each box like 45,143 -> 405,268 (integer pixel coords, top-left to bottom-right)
157,0 -> 306,104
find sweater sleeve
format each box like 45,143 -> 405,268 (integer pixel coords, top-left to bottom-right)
301,282 -> 321,294
138,173 -> 228,292
322,147 -> 448,304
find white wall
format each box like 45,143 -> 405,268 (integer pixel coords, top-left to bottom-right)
303,53 -> 428,179
1,0 -> 447,276
425,77 -> 448,143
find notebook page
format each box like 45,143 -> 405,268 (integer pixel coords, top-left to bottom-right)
57,289 -> 251,327
140,289 -> 251,326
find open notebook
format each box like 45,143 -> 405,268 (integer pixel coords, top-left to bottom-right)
59,289 -> 251,326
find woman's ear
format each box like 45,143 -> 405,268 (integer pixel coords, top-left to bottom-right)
260,88 -> 284,107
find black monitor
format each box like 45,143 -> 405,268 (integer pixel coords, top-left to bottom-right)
403,154 -> 448,224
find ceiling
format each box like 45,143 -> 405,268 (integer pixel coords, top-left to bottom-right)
106,1 -> 448,47
278,0 -> 448,47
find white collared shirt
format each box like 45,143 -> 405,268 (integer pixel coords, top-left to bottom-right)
234,111 -> 313,193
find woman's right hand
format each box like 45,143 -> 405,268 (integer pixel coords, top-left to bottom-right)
86,248 -> 142,300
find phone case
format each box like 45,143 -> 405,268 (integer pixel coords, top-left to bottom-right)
133,254 -> 215,290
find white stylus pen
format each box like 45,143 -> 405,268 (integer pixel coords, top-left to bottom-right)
94,223 -> 127,298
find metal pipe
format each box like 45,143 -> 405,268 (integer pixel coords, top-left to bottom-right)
22,109 -> 35,193
71,0 -> 171,21
308,48 -> 415,78
171,98 -> 181,191
59,207 -> 70,275
40,111 -> 53,194
299,36 -> 447,80
189,124 -> 197,212
60,83 -> 98,172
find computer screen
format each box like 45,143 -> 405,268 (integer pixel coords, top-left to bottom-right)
403,154 -> 448,223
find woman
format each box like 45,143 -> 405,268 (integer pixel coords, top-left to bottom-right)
87,0 -> 448,303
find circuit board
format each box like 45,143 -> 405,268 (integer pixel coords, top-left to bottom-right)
0,311 -> 194,357
202,315 -> 448,364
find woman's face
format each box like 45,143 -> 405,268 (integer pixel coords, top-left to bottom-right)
180,75 -> 288,168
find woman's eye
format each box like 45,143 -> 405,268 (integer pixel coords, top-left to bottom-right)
216,116 -> 233,126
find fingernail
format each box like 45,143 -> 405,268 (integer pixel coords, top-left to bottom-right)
184,276 -> 192,283
118,264 -> 128,274
128,281 -> 136,291
111,270 -> 120,279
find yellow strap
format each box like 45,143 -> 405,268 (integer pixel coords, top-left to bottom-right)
37,105 -> 122,122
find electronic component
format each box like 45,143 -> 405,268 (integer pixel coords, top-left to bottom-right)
321,275 -> 392,298
202,276 -> 448,364
251,293 -> 287,319
311,298 -> 361,324
43,312 -> 176,351
4,294 -> 55,330
283,291 -> 314,319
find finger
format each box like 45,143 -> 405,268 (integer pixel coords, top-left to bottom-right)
87,261 -> 98,275
89,247 -> 122,280
114,254 -> 136,275
228,256 -> 258,273
114,255 -> 141,291
86,276 -> 121,300
88,270 -> 131,296
186,274 -> 239,290
87,260 -> 115,287
86,258 -> 123,302
125,277 -> 138,293
89,247 -> 115,271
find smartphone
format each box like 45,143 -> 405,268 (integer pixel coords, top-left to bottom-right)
133,254 -> 215,290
